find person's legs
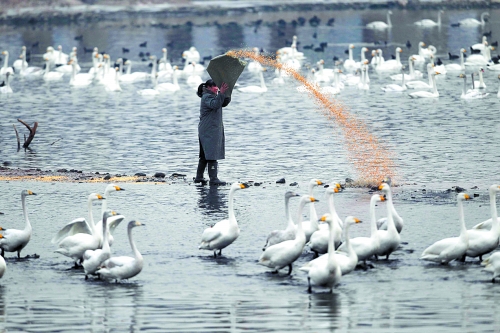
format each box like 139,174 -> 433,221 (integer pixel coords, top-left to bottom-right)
207,160 -> 226,186
194,140 -> 208,184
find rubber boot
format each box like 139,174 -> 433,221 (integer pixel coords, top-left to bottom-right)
208,161 -> 226,186
193,159 -> 208,185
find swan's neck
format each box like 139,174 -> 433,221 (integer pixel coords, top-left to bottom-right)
295,200 -> 307,243
151,60 -> 157,84
173,70 -> 178,85
387,12 -> 392,27
327,193 -> 340,228
102,218 -> 110,252
285,196 -> 295,229
228,187 -> 237,225
370,198 -> 378,236
460,52 -> 465,68
458,199 -> 468,240
348,48 -> 354,61
409,59 -> 415,75
327,220 -> 338,265
71,63 -> 77,80
432,75 -> 438,94
342,220 -> 352,253
260,72 -> 266,89
128,225 -> 143,261
401,70 -> 405,86
479,71 -> 485,85
2,54 -> 7,69
481,13 -> 486,25
489,188 -> 499,234
87,197 -> 97,235
428,68 -> 434,86
162,51 -> 167,63
462,76 -> 467,96
364,66 -> 370,83
308,185 -> 318,226
361,49 -> 366,61
437,11 -> 442,26
45,61 -> 51,73
21,193 -> 32,233
396,51 -> 401,65
126,62 -> 131,75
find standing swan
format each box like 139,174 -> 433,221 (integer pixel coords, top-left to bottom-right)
55,193 -> 104,266
0,190 -> 37,258
374,184 -> 401,260
366,11 -> 392,29
420,193 -> 471,264
262,191 -> 301,250
259,195 -> 318,275
199,183 -> 250,257
82,211 -> 117,279
302,216 -> 360,293
463,185 -> 500,261
96,220 -> 145,283
377,183 -> 404,233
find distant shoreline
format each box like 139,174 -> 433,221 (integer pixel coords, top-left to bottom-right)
0,1 -> 495,26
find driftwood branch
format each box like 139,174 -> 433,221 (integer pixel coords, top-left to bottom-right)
17,119 -> 38,149
13,124 -> 20,151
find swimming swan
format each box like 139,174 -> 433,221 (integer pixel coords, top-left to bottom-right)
0,190 -> 37,258
457,12 -> 489,27
481,252 -> 500,282
199,183 -> 250,257
420,193 -> 471,264
237,69 -> 267,93
259,195 -> 318,275
96,220 -> 145,283
414,10 -> 443,27
0,72 -> 13,94
366,11 -> 392,29
262,191 -> 300,250
409,72 -> 440,98
460,73 -> 488,99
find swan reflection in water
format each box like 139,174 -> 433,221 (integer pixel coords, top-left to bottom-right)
196,186 -> 227,218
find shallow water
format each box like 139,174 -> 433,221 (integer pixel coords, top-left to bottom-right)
0,6 -> 500,332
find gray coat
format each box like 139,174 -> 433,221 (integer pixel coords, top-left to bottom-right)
198,88 -> 230,160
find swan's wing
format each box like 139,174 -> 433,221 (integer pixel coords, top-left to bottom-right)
101,256 -> 134,269
108,215 -> 126,235
421,237 -> 457,257
472,218 -> 493,230
377,217 -> 388,230
200,222 -> 225,243
51,218 -> 91,244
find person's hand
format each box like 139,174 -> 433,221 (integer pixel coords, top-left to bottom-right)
220,82 -> 228,94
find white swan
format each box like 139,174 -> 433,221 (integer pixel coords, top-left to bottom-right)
43,57 -> 64,81
458,12 -> 489,27
463,185 -> 500,261
19,54 -> 43,78
381,66 -> 407,92
471,185 -> 500,230
12,46 -> 28,72
182,46 -> 201,67
471,36 -> 488,52
301,216 -> 361,293
137,74 -> 161,96
301,179 -> 324,242
481,252 -> 500,282
53,45 -> 68,66
465,45 -> 491,66
55,193 -> 104,266
302,214 -> 361,278
376,47 -> 403,72
69,60 -> 93,87
0,72 -> 13,94
94,184 -> 126,247
51,192 -> 105,245
156,66 -> 180,92
487,62 -> 500,71
460,73 -> 488,99
105,67 -> 122,92
186,62 -> 204,88
414,10 -> 443,27
343,44 -> 359,71
158,48 -> 173,74
308,187 -> 342,255
391,57 -> 422,81
353,47 -> 369,69
96,220 -> 145,283
258,195 -> 317,275
420,193 -> 471,264
0,255 -> 5,278
377,183 -> 404,233
406,64 -> 434,89
338,194 -> 385,265
366,10 -> 392,29
1,51 -> 14,76
473,68 -> 487,89
314,60 -> 332,82
82,211 -> 116,279
237,69 -> 267,93
199,183 -> 250,257
409,72 -> 440,98
410,42 -> 429,65
498,75 -> 500,98
0,190 -> 37,258
445,48 -> 466,71
262,191 -> 300,250
119,60 -> 150,83
374,186 -> 401,260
